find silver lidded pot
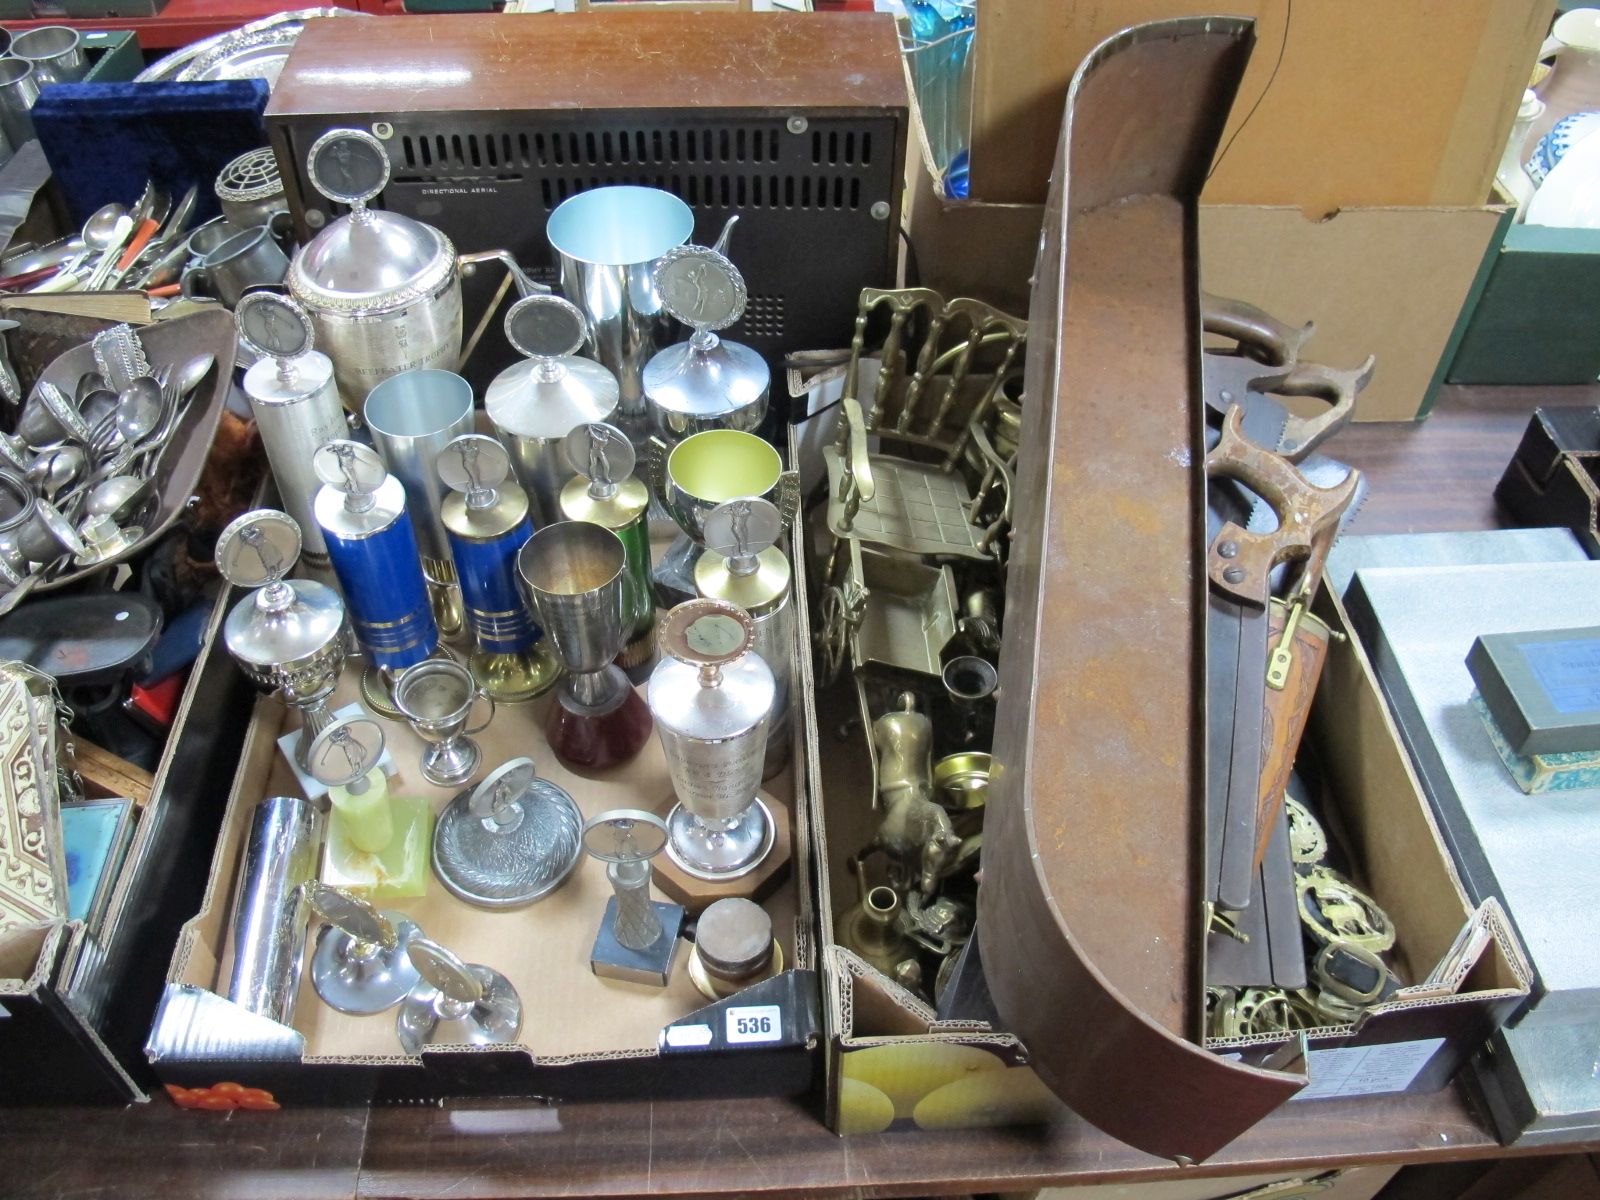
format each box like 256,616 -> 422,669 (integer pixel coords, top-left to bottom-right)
485,294 -> 619,526
217,508 -> 348,775
287,128 -> 541,408
643,224 -> 769,440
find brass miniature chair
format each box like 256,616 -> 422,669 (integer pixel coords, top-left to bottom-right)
822,288 -> 1026,568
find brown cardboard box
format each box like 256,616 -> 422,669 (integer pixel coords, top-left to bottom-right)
147,533 -> 822,1108
812,574 -> 1531,1139
966,0 -> 1555,208
903,121 -> 1510,422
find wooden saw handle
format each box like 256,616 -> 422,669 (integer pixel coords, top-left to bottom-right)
1201,290 -> 1314,367
1205,406 -> 1361,608
1275,355 -> 1376,461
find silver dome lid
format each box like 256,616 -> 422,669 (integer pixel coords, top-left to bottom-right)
643,243 -> 767,420
484,295 -> 619,439
287,129 -> 456,316
218,509 -> 346,668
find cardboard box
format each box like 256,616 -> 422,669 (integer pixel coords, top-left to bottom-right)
965,0 -> 1554,208
812,575 -> 1531,1137
0,591 -> 255,1104
147,536 -> 823,1109
903,112 -> 1510,423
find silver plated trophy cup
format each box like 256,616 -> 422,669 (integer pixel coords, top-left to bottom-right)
217,509 -> 348,775
652,428 -> 797,609
485,294 -> 619,526
235,293 -> 348,572
648,598 -> 776,882
392,658 -> 494,788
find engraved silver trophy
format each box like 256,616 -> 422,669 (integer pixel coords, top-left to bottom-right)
303,883 -> 421,1016
395,937 -> 522,1054
217,509 -> 348,775
235,292 -> 348,572
581,809 -> 684,986
431,757 -> 583,910
648,598 -> 776,881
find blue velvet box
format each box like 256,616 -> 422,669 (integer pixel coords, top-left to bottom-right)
30,80 -> 270,227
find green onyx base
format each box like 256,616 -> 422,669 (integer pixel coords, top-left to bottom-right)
322,792 -> 435,900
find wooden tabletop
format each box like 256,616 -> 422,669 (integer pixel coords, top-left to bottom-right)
4,384 -> 1597,1200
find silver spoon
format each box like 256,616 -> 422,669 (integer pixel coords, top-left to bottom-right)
80,205 -> 132,292
113,377 -> 163,448
80,387 -> 118,430
172,351 -> 215,399
73,372 -> 108,408
25,445 -> 85,500
83,474 -> 153,525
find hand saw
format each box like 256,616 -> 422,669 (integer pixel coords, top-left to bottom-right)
1204,406 -> 1360,925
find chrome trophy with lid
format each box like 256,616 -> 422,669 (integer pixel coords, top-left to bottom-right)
648,598 -> 776,883
643,225 -> 769,441
485,294 -> 620,525
217,508 -> 347,774
287,128 -> 539,406
311,438 -> 439,718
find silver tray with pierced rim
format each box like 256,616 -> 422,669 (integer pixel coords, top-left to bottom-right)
134,8 -> 364,86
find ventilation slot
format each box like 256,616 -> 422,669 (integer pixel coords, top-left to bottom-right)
394,132 -> 524,183
812,128 -> 872,166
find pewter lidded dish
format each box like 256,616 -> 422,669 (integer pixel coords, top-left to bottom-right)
642,239 -> 769,439
431,757 -> 584,910
287,128 -> 463,406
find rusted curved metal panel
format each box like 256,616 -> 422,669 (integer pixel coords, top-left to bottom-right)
978,17 -> 1308,1163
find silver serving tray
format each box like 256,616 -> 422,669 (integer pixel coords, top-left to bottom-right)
134,8 -> 363,86
31,310 -> 238,592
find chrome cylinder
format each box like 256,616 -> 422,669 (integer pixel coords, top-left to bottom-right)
363,369 -> 474,564
227,794 -> 325,1026
0,59 -> 38,148
243,351 -> 347,568
12,26 -> 87,85
545,186 -> 693,426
